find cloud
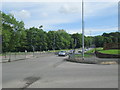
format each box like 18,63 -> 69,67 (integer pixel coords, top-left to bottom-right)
84,27 -> 118,36
59,4 -> 81,14
41,12 -> 48,17
3,2 -> 117,36
58,2 -> 117,18
84,2 -> 117,17
10,10 -> 31,20
24,18 -> 76,29
65,27 -> 118,36
66,29 -> 81,34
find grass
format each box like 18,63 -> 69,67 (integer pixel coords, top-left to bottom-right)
85,49 -> 95,54
85,47 -> 120,54
74,48 -> 100,58
74,47 -> 120,57
75,54 -> 92,57
98,49 -> 120,54
95,48 -> 103,51
85,48 -> 103,54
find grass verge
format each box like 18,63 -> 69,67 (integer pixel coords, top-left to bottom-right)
98,49 -> 120,54
75,54 -> 93,57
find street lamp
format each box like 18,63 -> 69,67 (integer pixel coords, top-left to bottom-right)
90,30 -> 92,48
53,31 -> 55,51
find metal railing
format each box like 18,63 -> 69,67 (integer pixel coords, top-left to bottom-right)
1,51 -> 55,63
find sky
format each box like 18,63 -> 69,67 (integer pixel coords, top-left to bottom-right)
1,0 -> 118,36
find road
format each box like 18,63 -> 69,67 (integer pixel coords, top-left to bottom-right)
2,54 -> 118,88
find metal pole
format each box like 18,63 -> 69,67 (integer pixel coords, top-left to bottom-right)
82,0 -> 84,60
74,39 -> 77,53
90,30 -> 91,48
53,32 -> 55,51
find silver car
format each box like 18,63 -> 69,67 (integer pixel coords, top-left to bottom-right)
58,51 -> 67,56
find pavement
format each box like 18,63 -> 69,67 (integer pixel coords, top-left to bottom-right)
2,54 -> 118,88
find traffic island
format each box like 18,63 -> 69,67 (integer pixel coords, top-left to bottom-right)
65,58 -> 97,64
65,58 -> 118,65
66,54 -> 118,65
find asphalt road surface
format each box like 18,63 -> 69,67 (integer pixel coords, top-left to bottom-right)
2,54 -> 118,88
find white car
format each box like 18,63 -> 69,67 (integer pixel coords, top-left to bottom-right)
58,51 -> 67,56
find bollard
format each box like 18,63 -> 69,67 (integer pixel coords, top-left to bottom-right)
25,50 -> 27,59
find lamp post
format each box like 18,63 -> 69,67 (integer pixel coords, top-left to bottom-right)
74,39 -> 77,53
82,0 -> 84,60
53,32 -> 55,51
90,30 -> 92,48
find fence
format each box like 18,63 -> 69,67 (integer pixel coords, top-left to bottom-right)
1,51 -> 55,63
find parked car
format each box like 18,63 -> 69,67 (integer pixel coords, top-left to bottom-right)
58,51 -> 67,56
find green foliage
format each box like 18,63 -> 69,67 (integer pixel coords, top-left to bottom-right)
47,30 -> 71,50
71,33 -> 82,48
2,12 -> 26,52
94,32 -> 120,47
1,11 -> 119,52
85,49 -> 95,54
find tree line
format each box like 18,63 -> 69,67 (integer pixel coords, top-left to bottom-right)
1,11 -> 120,53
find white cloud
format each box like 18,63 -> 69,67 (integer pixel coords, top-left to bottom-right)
85,27 -> 118,36
84,2 -> 117,17
24,18 -> 76,29
58,2 -> 117,18
3,2 -> 117,36
66,29 -> 82,34
86,27 -> 117,32
59,4 -> 81,14
65,27 -> 118,36
10,10 -> 31,20
41,12 -> 48,17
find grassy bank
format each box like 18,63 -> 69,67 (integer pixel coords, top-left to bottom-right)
75,47 -> 119,57
98,49 -> 120,54
75,54 -> 92,57
86,48 -> 119,55
85,48 -> 103,54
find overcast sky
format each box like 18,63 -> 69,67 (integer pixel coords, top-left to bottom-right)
1,0 -> 118,36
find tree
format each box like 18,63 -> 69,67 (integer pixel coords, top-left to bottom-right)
71,33 -> 82,48
26,27 -> 48,51
94,36 -> 104,47
2,11 -> 26,52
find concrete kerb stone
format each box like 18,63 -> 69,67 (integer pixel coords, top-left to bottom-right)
65,57 -> 118,65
